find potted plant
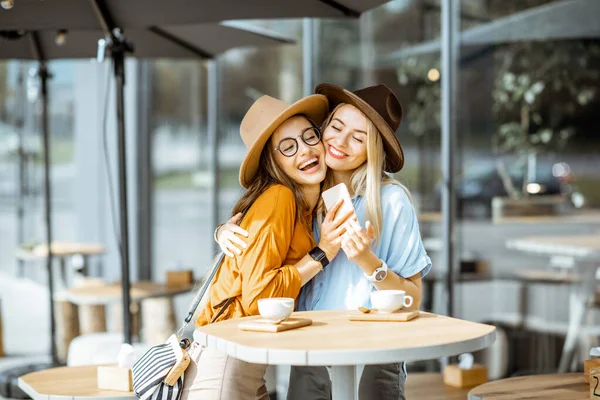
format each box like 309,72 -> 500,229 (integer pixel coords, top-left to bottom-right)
491,40 -> 599,219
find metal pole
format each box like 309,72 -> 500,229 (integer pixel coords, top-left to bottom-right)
207,60 -> 219,255
16,64 -> 26,278
114,50 -> 132,344
89,0 -> 135,344
441,0 -> 460,317
136,61 -> 153,281
39,63 -> 58,365
302,18 -> 314,97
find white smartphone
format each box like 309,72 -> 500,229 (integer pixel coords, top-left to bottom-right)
322,183 -> 355,219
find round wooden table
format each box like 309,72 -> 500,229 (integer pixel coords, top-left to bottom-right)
60,281 -> 194,305
18,365 -> 135,400
59,281 -> 195,345
195,310 -> 496,400
506,234 -> 600,372
468,373 -> 588,400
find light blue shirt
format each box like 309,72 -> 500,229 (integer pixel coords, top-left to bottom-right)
298,184 -> 432,311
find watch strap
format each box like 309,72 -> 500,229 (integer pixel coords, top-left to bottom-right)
308,246 -> 329,268
364,260 -> 388,282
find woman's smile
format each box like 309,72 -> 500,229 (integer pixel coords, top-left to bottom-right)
327,144 -> 348,159
297,155 -> 322,174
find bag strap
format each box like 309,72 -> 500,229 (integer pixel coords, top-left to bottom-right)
177,213 -> 246,334
182,251 -> 226,326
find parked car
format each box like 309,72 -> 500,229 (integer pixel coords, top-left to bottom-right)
431,161 -> 572,219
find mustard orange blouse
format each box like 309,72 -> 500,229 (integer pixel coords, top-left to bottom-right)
196,184 -> 315,326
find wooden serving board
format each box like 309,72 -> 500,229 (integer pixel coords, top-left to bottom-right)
238,317 -> 312,333
348,310 -> 420,322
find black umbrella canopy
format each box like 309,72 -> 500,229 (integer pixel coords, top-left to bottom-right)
0,0 -> 390,350
0,21 -> 294,363
0,0 -> 390,30
0,23 -> 294,59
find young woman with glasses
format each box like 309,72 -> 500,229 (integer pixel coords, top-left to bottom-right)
181,94 -> 352,400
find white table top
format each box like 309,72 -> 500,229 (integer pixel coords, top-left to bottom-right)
194,310 -> 496,366
18,365 -> 135,400
494,210 -> 600,225
506,234 -> 600,261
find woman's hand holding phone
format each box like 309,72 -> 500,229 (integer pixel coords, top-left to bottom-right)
341,219 -> 377,267
318,199 -> 356,261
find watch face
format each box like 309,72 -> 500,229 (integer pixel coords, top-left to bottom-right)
375,269 -> 387,282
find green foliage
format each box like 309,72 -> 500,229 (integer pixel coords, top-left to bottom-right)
396,57 -> 441,138
492,40 -> 600,157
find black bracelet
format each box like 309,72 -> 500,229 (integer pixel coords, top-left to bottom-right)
308,246 -> 329,268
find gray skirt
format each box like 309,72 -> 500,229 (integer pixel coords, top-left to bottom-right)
287,363 -> 407,400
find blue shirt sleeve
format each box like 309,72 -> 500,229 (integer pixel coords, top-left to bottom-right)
378,185 -> 432,279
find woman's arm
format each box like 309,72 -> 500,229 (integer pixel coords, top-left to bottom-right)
217,199 -> 354,285
237,188 -> 302,314
341,188 -> 431,310
340,219 -> 423,308
237,187 -> 352,314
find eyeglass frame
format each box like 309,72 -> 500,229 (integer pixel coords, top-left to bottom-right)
272,126 -> 322,157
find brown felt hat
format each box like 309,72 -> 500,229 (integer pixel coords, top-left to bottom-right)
315,83 -> 404,172
238,94 -> 329,188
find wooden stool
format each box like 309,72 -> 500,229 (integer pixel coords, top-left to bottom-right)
468,373 -> 587,399
76,278 -> 107,335
405,373 -> 471,400
55,298 -> 80,363
109,302 -> 141,339
141,298 -> 176,345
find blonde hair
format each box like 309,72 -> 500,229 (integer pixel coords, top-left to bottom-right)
318,103 -> 412,243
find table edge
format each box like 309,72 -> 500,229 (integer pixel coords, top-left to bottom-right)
506,238 -> 600,260
18,375 -> 136,400
193,325 -> 496,366
466,373 -> 585,400
57,285 -> 195,305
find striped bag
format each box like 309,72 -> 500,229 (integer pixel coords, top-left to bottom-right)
132,252 -> 231,400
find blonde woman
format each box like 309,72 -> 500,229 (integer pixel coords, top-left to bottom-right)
182,94 -> 350,400
216,84 -> 432,400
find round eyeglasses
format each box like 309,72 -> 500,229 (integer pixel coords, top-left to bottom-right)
273,127 -> 322,157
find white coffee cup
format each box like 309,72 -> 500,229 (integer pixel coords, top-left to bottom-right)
370,290 -> 413,313
257,297 -> 294,321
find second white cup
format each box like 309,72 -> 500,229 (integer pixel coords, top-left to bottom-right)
370,290 -> 413,313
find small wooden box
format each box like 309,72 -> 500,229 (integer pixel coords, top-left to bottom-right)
590,367 -> 600,398
586,359 -> 600,384
97,365 -> 133,391
443,364 -> 487,388
166,270 -> 194,287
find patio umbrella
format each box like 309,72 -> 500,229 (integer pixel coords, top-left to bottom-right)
0,0 -> 387,30
1,0 -> 391,349
0,23 -> 294,366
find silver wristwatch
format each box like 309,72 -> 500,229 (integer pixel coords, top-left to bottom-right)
364,260 -> 388,283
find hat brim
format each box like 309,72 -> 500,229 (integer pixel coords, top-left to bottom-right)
315,83 -> 404,173
239,94 -> 329,189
